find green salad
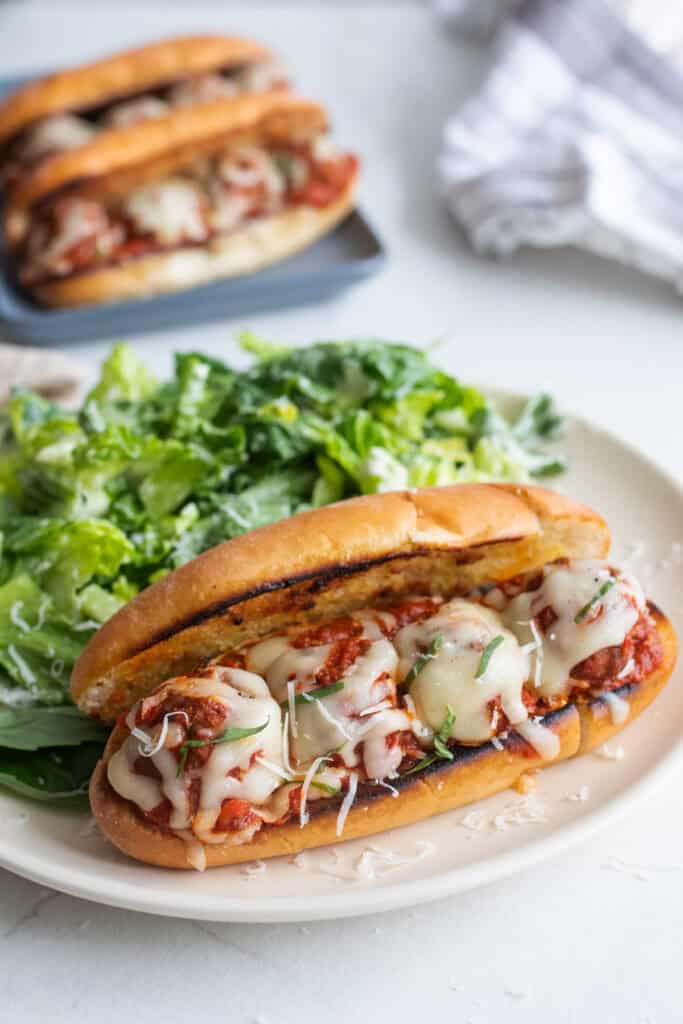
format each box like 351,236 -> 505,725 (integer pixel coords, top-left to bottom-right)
0,336 -> 565,801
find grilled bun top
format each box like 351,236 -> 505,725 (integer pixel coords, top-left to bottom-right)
5,93 -> 328,243
0,35 -> 273,147
71,484 -> 610,723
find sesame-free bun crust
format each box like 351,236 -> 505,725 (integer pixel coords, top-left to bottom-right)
88,610 -> 677,869
72,484 -> 610,723
6,93 -> 328,237
28,178 -> 356,308
0,35 -> 273,147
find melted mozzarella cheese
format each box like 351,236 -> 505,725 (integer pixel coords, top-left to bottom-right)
247,640 -> 332,704
505,560 -> 645,698
238,60 -> 287,93
107,741 -> 161,812
122,179 -> 207,245
247,632 -> 400,767
217,147 -> 285,197
311,135 -> 339,162
151,748 -> 192,829
293,639 -> 399,766
361,708 -> 411,779
355,610 -> 397,641
34,198 -> 117,276
107,667 -> 283,842
187,669 -> 283,839
168,72 -> 240,108
19,114 -> 95,161
245,635 -> 292,679
102,96 -> 170,129
394,598 -> 530,744
109,704 -> 192,828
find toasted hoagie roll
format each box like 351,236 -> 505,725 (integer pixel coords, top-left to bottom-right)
73,484 -> 677,870
5,93 -> 358,307
0,35 -> 287,189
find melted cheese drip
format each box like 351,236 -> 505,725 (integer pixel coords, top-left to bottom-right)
122,179 -> 207,246
152,748 -> 192,829
362,708 -> 411,779
107,740 -> 161,811
177,831 -> 207,871
515,718 -> 561,760
602,691 -> 630,725
505,561 -> 644,698
394,598 -> 530,744
109,706 -> 192,826
19,114 -> 95,161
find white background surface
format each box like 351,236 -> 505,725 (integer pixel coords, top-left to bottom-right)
1,3 -> 682,1022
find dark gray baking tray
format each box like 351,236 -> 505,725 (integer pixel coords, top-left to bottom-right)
0,73 -> 386,345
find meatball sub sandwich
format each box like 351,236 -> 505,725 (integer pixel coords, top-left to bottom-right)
72,484 -> 677,870
5,93 -> 359,306
0,35 -> 287,189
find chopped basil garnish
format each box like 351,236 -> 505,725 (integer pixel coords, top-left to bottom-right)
404,634 -> 445,688
273,152 -> 296,178
403,704 -> 455,776
279,681 -> 344,708
176,719 -> 269,776
574,577 -> 616,623
311,779 -> 341,796
475,635 -> 504,679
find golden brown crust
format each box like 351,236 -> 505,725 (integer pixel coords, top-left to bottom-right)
88,609 -> 677,868
0,35 -> 273,147
6,94 -> 327,240
27,178 -> 356,308
72,484 -> 608,722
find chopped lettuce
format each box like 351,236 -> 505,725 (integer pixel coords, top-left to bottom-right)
0,337 -> 566,712
0,337 -> 566,800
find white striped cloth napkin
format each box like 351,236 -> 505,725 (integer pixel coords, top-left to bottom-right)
437,0 -> 683,289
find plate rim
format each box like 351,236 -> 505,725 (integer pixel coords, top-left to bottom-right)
0,399 -> 681,922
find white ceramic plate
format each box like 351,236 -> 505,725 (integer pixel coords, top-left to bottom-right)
0,398 -> 681,922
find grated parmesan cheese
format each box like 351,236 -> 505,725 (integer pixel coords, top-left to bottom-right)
241,860 -> 267,879
299,755 -> 330,828
336,772 -> 359,836
566,784 -> 590,802
459,794 -> 549,833
292,840 -> 435,882
594,743 -> 625,761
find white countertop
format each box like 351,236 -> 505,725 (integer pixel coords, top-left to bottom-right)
1,4 -> 682,1022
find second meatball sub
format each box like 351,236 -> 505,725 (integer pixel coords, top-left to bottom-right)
5,94 -> 359,307
0,35 -> 287,189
